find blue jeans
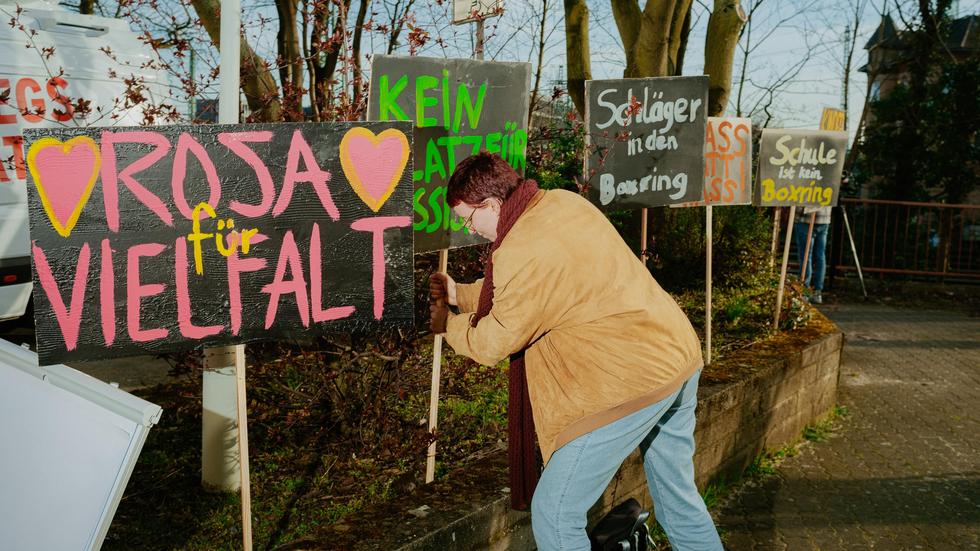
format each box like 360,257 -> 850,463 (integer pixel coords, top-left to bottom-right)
793,222 -> 829,291
531,370 -> 722,551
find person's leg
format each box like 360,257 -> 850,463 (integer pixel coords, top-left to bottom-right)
639,370 -> 723,550
531,386 -> 683,551
811,224 -> 829,292
793,222 -> 812,286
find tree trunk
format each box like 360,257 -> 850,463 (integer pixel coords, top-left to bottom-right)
321,0 -> 352,112
630,0 -> 678,77
387,0 -> 417,55
704,0 -> 746,116
276,0 -> 304,121
528,0 -> 550,124
611,0 -> 641,77
301,0 -> 320,121
79,0 -> 95,15
191,0 -> 283,122
674,6 -> 692,75
351,0 -> 370,109
311,1 -> 330,118
563,0 -> 591,116
667,0 -> 693,75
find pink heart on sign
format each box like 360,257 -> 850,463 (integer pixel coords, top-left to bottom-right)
27,136 -> 102,238
340,128 -> 410,212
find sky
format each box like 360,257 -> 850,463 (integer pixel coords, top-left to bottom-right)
185,0 -> 979,142
359,0 -> 980,140
497,0 -> 977,139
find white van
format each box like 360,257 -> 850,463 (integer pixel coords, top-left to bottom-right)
0,0 -> 177,320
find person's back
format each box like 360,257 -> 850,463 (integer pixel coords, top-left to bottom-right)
487,188 -> 703,461
430,152 -> 723,551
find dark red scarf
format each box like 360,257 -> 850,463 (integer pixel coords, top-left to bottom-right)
471,178 -> 540,511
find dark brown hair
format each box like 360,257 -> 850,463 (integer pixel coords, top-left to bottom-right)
446,152 -> 523,207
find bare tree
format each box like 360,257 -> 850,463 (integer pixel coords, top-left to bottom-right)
351,0 -> 371,107
704,0 -> 748,116
731,0 -> 828,125
609,0 -> 694,78
276,0 -> 304,120
528,0 -> 550,122
384,0 -> 419,54
190,0 -> 283,122
563,0 -> 591,114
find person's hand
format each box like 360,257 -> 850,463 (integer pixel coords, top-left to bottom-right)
429,272 -> 457,306
429,299 -> 449,334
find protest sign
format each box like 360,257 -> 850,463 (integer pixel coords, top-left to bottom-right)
672,117 -> 753,208
411,126 -> 452,253
453,0 -> 503,24
704,117 -> 753,205
368,55 -> 531,251
584,76 -> 707,209
25,122 -> 414,365
820,107 -> 846,132
756,128 -> 848,208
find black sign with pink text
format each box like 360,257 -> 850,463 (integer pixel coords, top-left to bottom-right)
24,122 -> 414,365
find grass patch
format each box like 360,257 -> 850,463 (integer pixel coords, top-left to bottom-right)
804,404 -> 850,442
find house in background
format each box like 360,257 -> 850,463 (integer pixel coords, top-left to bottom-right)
860,13 -> 978,102
848,13 -> 979,200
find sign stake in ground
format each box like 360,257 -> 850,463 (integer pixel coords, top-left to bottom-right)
369,47 -> 530,484
757,127 -> 847,329
670,117 -> 752,364
426,0 -> 497,484
426,249 -> 449,483
705,205 -> 713,364
774,206 -> 797,329
770,208 -> 781,268
820,106 -> 868,298
215,2 -> 250,548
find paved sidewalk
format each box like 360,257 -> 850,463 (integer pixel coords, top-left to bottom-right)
715,303 -> 980,550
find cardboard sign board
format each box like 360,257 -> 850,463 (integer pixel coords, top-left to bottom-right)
412,126 -> 452,253
0,338 -> 161,551
367,55 -> 531,251
672,117 -> 753,208
24,122 -> 414,365
453,0 -> 503,24
820,107 -> 846,131
584,76 -> 707,210
756,128 -> 848,208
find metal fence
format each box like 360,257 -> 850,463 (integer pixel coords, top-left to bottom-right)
831,198 -> 980,280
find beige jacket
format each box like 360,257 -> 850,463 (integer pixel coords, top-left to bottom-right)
444,189 -> 703,464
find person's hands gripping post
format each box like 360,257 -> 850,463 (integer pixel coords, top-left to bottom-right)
428,272 -> 457,334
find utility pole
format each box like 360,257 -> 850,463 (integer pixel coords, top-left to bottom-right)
843,24 -> 850,127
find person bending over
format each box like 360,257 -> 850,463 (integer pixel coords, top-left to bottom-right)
428,152 -> 723,551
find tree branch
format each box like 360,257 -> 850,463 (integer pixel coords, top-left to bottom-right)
563,0 -> 591,116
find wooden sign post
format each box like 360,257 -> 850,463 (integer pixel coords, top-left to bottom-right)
583,76 -> 708,277
23,119 -> 415,551
705,205 -> 712,363
756,128 -> 847,329
215,3 -> 250,547
774,206 -> 797,328
367,53 -> 529,483
671,117 -> 753,364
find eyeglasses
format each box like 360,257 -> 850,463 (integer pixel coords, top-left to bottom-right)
461,208 -> 477,230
